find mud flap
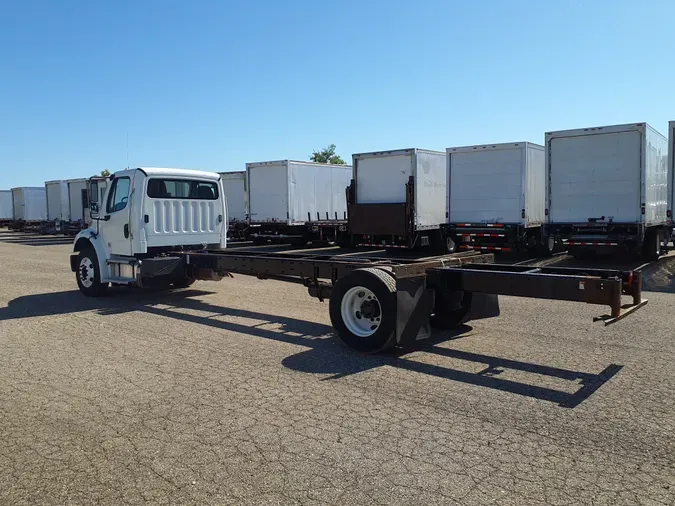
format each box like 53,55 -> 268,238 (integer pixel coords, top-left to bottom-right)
467,293 -> 500,321
396,277 -> 434,347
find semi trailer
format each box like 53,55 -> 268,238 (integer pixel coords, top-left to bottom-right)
246,160 -> 351,246
45,180 -> 70,232
443,142 -> 553,256
0,190 -> 14,227
70,168 -> 647,354
346,149 -> 448,251
546,123 -> 670,259
219,171 -> 248,240
10,186 -> 47,231
66,178 -> 89,234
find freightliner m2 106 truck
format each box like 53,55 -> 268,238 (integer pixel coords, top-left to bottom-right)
71,168 -> 647,353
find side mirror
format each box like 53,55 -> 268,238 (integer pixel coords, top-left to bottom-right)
90,202 -> 99,214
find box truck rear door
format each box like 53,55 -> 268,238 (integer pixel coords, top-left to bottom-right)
549,131 -> 642,223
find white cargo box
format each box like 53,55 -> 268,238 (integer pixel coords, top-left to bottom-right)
352,148 -> 446,229
45,180 -> 70,221
12,187 -> 47,221
219,171 -> 247,222
67,178 -> 88,222
546,123 -> 669,226
447,142 -> 545,226
0,190 -> 13,220
246,160 -> 352,224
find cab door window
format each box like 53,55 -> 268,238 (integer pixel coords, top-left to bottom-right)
106,177 -> 131,213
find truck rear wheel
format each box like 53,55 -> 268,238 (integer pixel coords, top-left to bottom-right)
643,229 -> 661,261
329,268 -> 397,353
76,248 -> 108,297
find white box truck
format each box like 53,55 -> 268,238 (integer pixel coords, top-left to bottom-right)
11,187 -> 47,230
67,178 -> 89,233
246,160 -> 352,246
219,171 -> 248,240
443,142 -> 553,255
546,122 -> 670,259
45,180 -> 70,232
0,190 -> 13,226
346,148 -> 447,250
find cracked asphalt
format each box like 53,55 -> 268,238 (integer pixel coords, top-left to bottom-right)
0,231 -> 674,505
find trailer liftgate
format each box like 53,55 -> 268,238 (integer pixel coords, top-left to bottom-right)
158,249 -> 646,352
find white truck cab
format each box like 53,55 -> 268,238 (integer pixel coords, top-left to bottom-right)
71,168 -> 227,295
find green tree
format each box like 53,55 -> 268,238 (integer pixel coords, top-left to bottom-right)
310,144 -> 345,165
100,169 -> 111,177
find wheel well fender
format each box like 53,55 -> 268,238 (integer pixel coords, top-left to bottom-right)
72,233 -> 109,278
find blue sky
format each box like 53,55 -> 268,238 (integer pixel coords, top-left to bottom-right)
1,0 -> 674,188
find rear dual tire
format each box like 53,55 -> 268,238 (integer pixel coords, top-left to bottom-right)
329,268 -> 397,353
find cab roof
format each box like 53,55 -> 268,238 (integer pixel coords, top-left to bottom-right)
114,167 -> 221,181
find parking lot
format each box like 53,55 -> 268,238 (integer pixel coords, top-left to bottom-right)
0,230 -> 674,505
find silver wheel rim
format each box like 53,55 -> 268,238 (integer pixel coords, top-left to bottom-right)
79,257 -> 95,288
548,235 -> 555,251
340,286 -> 381,337
447,237 -> 455,252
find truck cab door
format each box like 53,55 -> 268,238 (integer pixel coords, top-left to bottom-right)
101,175 -> 133,256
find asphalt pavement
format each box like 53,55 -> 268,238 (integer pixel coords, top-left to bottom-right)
0,230 -> 673,505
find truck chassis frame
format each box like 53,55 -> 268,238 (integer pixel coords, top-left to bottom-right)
127,249 -> 647,353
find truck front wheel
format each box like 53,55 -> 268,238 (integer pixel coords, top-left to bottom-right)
76,248 -> 108,297
329,268 -> 397,353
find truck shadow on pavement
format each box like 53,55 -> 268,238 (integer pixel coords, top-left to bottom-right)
0,288 -> 621,409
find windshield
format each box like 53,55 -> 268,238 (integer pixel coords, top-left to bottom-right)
146,178 -> 219,200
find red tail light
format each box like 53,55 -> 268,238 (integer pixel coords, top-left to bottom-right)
521,209 -> 525,219
641,206 -> 645,215
668,210 -> 672,218
544,209 -> 549,216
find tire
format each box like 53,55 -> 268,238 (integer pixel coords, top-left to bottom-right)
329,268 -> 397,353
430,290 -> 473,329
444,235 -> 456,254
173,275 -> 195,288
643,229 -> 660,261
538,234 -> 555,257
75,248 -> 108,297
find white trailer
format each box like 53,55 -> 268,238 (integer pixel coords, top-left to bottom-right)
219,171 -> 248,240
45,180 -> 70,231
443,142 -> 552,255
67,178 -> 89,232
347,148 -> 447,250
0,190 -> 13,225
11,187 -> 47,225
246,160 -> 352,246
219,171 -> 247,222
546,122 -> 670,259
